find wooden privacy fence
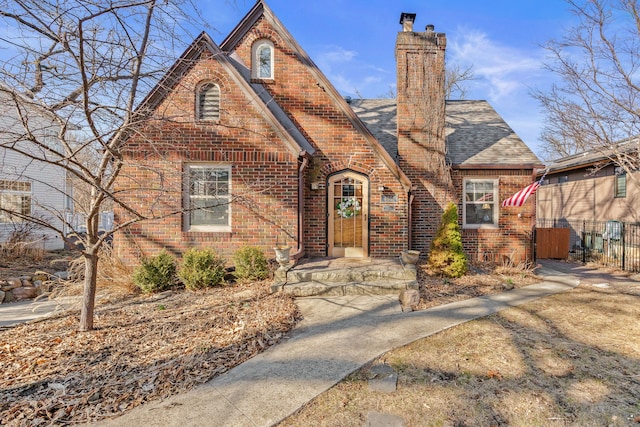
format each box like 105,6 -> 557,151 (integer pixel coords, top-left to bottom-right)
536,228 -> 570,259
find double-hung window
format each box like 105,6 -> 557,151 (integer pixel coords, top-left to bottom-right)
185,165 -> 231,232
0,180 -> 31,223
463,179 -> 498,228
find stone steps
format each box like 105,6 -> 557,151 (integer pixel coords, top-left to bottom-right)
271,257 -> 418,297
273,279 -> 418,297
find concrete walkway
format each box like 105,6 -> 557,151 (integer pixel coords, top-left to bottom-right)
94,261 -> 582,427
0,297 -> 79,328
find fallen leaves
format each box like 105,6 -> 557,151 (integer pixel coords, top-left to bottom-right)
0,281 -> 300,426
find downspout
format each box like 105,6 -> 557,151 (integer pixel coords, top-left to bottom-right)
291,151 -> 310,260
408,191 -> 415,250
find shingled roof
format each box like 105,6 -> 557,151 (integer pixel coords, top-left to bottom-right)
350,98 -> 541,168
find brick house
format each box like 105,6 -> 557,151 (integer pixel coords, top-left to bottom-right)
114,1 -> 541,265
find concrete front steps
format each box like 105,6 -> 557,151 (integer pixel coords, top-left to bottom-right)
271,257 -> 418,297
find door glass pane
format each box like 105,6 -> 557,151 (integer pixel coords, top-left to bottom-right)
333,177 -> 363,249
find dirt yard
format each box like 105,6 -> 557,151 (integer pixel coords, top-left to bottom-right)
279,263 -> 640,427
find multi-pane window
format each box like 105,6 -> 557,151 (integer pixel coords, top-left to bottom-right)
185,165 -> 230,231
463,179 -> 498,228
614,166 -> 626,198
253,40 -> 274,79
0,180 -> 31,223
197,83 -> 220,121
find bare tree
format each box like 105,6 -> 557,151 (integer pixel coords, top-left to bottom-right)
0,0 -> 208,331
445,63 -> 475,100
534,0 -> 640,169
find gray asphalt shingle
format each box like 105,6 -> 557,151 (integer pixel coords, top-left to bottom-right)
350,98 -> 541,167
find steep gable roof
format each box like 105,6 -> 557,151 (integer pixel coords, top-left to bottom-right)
221,0 -> 411,191
133,32 -> 313,157
350,99 -> 542,169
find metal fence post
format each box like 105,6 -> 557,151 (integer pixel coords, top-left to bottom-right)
622,221 -> 626,271
582,220 -> 586,264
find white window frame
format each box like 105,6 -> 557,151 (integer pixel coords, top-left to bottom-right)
0,180 -> 32,223
184,164 -> 231,232
252,39 -> 274,80
462,178 -> 499,229
196,82 -> 220,122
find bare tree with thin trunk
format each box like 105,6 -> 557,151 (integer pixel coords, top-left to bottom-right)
0,0 -> 208,331
533,0 -> 640,172
445,63 -> 475,100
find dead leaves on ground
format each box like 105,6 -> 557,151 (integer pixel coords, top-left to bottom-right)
0,281 -> 299,426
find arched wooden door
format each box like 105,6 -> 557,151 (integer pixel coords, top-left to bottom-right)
328,172 -> 369,257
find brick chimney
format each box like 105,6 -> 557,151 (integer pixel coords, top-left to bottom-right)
396,14 -> 451,252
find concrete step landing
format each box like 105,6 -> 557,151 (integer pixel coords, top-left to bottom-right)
272,257 -> 418,297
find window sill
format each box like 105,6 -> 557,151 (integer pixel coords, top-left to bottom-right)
185,226 -> 231,233
463,224 -> 500,231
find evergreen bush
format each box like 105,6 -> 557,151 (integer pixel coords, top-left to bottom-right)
132,250 -> 177,293
178,248 -> 226,290
427,202 -> 468,278
233,246 -> 269,282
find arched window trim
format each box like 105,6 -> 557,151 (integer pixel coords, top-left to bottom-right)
252,39 -> 274,80
196,82 -> 220,122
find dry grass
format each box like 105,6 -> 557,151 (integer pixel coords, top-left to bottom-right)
279,274 -> 640,427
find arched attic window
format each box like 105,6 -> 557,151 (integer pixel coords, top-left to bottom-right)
252,39 -> 274,79
197,82 -> 220,121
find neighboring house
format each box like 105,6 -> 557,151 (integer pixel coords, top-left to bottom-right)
537,140 -> 640,223
114,1 -> 541,265
0,90 -> 69,250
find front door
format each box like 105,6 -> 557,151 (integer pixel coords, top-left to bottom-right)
328,172 -> 368,257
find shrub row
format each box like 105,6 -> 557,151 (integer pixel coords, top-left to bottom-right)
133,246 -> 269,293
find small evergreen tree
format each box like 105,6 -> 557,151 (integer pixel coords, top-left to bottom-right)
427,202 -> 467,278
233,246 -> 269,282
178,248 -> 226,290
132,250 -> 178,294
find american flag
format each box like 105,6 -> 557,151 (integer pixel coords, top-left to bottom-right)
501,181 -> 540,207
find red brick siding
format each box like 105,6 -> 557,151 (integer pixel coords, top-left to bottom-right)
395,31 -> 455,254
453,169 -> 536,264
114,52 -> 299,265
229,17 -> 409,257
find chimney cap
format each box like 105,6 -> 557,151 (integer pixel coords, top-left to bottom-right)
399,12 -> 416,25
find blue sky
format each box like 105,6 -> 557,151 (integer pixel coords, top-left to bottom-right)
201,0 -> 578,159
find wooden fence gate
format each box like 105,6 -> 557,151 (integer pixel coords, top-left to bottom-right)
536,228 -> 570,259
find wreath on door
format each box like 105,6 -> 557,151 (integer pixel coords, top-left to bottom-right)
337,197 -> 361,218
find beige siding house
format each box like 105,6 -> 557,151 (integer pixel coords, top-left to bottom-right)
537,146 -> 639,223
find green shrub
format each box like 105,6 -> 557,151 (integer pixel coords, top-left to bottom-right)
132,250 -> 178,293
178,248 -> 226,290
427,202 -> 468,278
233,246 -> 269,282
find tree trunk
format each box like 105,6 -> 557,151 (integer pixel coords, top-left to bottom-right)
79,250 -> 99,331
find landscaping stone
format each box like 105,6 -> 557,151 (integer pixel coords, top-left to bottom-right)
3,290 -> 15,303
399,289 -> 420,312
0,290 -> 4,303
367,363 -> 398,393
365,411 -> 405,427
12,286 -> 37,301
53,271 -> 68,280
6,278 -> 22,290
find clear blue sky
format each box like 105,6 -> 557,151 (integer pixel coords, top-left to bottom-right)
202,0 -> 577,159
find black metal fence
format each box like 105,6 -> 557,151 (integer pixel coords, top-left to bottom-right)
536,218 -> 640,273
